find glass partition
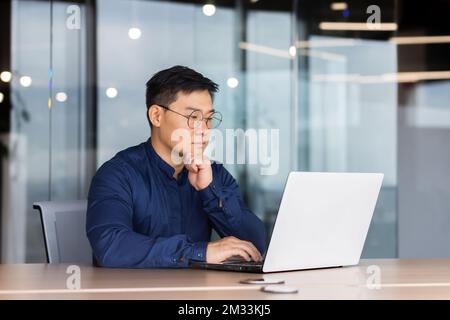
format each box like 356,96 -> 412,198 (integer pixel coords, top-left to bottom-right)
9,0 -> 450,262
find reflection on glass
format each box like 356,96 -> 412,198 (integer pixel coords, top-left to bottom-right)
306,36 -> 397,257
6,0 -> 450,263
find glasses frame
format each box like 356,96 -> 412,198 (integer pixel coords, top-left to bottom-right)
155,104 -> 222,129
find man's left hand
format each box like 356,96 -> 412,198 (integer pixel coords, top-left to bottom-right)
186,155 -> 213,191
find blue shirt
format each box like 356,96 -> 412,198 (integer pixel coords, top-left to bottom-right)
86,140 -> 267,268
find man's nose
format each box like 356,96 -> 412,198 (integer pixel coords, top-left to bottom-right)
201,118 -> 210,132
195,119 -> 208,135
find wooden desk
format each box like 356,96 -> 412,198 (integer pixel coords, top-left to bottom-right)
0,259 -> 449,299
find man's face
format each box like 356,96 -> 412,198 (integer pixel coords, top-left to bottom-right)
158,90 -> 214,160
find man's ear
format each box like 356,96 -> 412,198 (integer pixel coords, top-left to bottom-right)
148,105 -> 162,128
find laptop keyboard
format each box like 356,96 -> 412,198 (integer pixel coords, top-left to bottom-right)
222,256 -> 264,266
228,260 -> 264,266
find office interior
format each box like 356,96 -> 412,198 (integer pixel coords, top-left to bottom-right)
0,0 -> 449,265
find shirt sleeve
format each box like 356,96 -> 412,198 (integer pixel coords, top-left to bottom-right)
86,159 -> 208,268
198,163 -> 267,254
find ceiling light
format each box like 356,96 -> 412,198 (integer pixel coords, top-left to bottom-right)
319,22 -> 398,31
202,4 -> 216,16
20,76 -> 32,87
227,77 -> 239,88
330,3 -> 348,11
106,87 -> 118,98
128,27 -> 142,40
0,71 -> 12,83
56,92 -> 68,102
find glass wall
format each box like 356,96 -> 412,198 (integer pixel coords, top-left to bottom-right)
244,5 -> 294,237
2,0 -> 450,263
396,0 -> 450,257
3,0 -> 89,262
97,0 -> 236,166
295,0 -> 398,257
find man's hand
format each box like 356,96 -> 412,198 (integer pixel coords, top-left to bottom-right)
185,154 -> 213,191
206,236 -> 263,263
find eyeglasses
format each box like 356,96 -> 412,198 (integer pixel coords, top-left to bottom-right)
156,104 -> 222,129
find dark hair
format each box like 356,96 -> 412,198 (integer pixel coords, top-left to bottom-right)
145,65 -> 219,127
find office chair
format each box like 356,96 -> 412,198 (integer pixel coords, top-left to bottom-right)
33,200 -> 92,264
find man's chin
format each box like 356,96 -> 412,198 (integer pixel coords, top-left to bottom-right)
192,143 -> 207,149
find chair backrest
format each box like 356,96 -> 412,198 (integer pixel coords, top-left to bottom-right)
33,200 -> 92,264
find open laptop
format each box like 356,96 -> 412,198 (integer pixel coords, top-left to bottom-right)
189,172 -> 384,273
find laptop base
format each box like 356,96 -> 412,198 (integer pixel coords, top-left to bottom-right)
189,260 -> 264,273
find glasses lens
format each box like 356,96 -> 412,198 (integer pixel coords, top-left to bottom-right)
208,112 -> 222,129
188,110 -> 203,129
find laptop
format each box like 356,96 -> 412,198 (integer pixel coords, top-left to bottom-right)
189,171 -> 384,273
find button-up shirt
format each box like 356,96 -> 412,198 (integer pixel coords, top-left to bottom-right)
86,139 -> 267,268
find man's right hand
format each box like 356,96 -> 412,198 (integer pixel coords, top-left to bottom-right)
206,236 -> 263,263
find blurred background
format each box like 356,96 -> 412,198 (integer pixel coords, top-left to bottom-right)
0,0 -> 449,263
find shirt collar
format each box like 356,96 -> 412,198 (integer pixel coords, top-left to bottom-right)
144,138 -> 187,182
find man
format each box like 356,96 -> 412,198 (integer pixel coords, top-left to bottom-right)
86,65 -> 266,268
